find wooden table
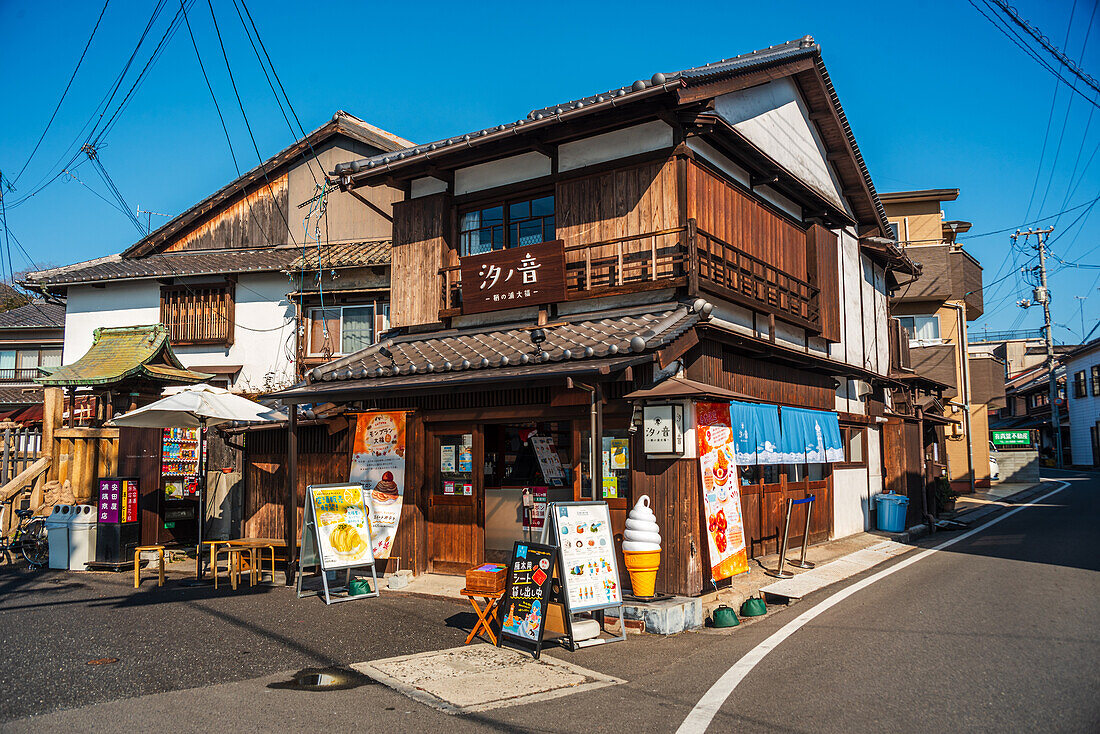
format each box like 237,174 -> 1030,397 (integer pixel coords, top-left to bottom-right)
226,538 -> 279,585
461,588 -> 504,645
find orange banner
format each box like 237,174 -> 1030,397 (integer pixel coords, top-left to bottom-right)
350,412 -> 406,559
697,402 -> 749,580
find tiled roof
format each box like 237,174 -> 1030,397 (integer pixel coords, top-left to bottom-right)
331,37 -> 892,242
0,302 -> 64,328
24,248 -> 297,287
0,385 -> 44,406
288,240 -> 391,271
335,39 -> 818,179
307,300 -> 709,384
39,324 -> 212,387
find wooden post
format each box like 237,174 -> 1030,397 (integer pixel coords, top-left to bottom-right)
687,219 -> 699,295
285,408 -> 298,585
43,387 -> 62,482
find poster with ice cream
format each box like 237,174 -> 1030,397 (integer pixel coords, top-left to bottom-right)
696,402 -> 750,580
350,411 -> 406,559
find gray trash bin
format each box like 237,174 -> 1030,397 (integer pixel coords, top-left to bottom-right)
46,505 -> 73,570
68,504 -> 98,571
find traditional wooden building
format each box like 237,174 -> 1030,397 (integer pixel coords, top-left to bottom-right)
273,38 -> 918,595
22,112 -> 410,392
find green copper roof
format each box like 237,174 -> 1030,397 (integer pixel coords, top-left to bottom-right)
38,324 -> 213,387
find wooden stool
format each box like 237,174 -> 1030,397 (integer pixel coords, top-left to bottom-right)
214,546 -> 250,590
134,545 -> 166,588
461,589 -> 503,645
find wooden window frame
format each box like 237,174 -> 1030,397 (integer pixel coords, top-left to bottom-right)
305,300 -> 390,358
160,282 -> 235,346
458,192 -> 555,257
837,425 -> 868,468
1073,370 -> 1087,399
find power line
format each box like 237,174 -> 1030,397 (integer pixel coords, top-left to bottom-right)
986,0 -> 1100,100
967,0 -> 1099,108
9,0 -> 111,187
178,0 -> 275,248
206,0 -> 297,245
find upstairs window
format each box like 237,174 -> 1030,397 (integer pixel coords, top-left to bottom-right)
307,301 -> 390,357
897,315 -> 940,343
0,348 -> 61,380
1074,370 -> 1087,398
161,283 -> 234,346
1092,365 -> 1100,396
460,194 -> 554,256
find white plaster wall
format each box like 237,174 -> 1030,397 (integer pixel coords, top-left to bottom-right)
454,151 -> 551,195
714,78 -> 850,214
837,229 -> 864,367
686,138 -> 751,186
62,272 -> 295,393
411,176 -> 448,198
833,465 -> 871,537
1066,352 -> 1100,465
861,256 -> 880,374
559,121 -> 673,171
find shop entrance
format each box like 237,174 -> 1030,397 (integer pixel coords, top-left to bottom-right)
426,418 -> 577,573
427,427 -> 482,574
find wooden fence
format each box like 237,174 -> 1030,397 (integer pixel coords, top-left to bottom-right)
0,426 -> 47,540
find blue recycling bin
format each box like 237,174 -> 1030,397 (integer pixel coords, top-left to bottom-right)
875,493 -> 909,533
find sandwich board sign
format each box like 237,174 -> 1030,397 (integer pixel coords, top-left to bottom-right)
497,541 -> 557,659
541,501 -> 626,649
297,483 -> 379,605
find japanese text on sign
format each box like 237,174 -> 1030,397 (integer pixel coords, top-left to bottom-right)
460,240 -> 566,315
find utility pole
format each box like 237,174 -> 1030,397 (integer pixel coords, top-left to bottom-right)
1013,227 -> 1062,468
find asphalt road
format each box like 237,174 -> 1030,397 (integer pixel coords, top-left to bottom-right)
2,471 -> 1097,733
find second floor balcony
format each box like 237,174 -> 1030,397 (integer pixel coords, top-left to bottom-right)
439,218 -> 823,334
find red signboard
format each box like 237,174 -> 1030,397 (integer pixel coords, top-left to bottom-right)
459,240 -> 567,315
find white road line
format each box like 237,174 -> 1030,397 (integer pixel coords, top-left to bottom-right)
676,480 -> 1073,734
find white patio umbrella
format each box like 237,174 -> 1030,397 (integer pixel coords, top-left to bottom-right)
110,385 -> 286,580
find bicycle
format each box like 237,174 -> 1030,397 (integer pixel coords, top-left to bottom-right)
0,503 -> 49,567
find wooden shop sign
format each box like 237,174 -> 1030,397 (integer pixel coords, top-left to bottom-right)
460,240 -> 566,315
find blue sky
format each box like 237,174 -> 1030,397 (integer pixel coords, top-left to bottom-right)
1,0 -> 1097,343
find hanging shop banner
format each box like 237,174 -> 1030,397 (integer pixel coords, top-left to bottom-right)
97,477 -> 139,524
460,239 -> 567,315
350,412 -> 406,559
530,435 -> 565,487
549,502 -> 622,612
305,483 -> 376,571
499,541 -> 557,658
696,402 -> 750,581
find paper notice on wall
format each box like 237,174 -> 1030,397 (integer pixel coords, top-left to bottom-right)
530,435 -> 565,486
441,445 -> 456,473
350,411 -> 406,559
696,402 -> 749,581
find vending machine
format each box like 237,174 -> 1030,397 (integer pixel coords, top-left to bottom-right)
159,427 -> 202,542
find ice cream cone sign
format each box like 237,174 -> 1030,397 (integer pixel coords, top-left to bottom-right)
622,495 -> 661,597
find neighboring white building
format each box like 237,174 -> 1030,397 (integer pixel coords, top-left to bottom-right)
1065,339 -> 1100,467
23,112 -> 410,393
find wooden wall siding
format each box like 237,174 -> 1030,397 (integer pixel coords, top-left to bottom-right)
882,418 -> 927,527
242,418 -> 427,574
738,478 -> 831,559
117,427 -> 163,545
555,159 -> 682,289
807,224 -> 841,342
686,339 -> 836,411
392,193 -> 450,328
165,174 -> 289,251
631,454 -> 703,596
685,161 -> 808,282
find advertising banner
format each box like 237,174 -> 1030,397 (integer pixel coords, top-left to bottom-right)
350,412 -> 406,559
307,483 -> 375,571
551,502 -> 622,612
696,402 -> 750,581
499,541 -> 556,656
